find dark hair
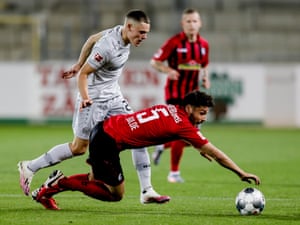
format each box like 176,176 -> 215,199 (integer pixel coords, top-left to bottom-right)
126,9 -> 150,24
183,90 -> 214,108
182,8 -> 199,15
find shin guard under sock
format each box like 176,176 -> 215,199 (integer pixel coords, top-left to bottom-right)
170,140 -> 186,171
58,174 -> 118,201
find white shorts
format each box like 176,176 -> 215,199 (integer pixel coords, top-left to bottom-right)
72,95 -> 133,140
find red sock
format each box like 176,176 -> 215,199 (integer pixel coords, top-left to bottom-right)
170,140 -> 186,171
39,174 -> 90,198
67,173 -> 89,183
58,174 -> 119,201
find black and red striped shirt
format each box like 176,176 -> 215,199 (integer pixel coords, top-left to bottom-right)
152,32 -> 209,104
103,104 -> 209,150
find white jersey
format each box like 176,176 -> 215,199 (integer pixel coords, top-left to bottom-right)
73,25 -> 133,139
86,25 -> 130,101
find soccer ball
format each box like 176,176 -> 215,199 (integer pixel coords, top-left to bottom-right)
235,187 -> 265,215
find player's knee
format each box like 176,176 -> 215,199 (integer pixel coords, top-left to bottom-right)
70,143 -> 88,156
111,193 -> 123,202
109,186 -> 124,202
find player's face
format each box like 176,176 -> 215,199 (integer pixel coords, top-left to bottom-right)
181,12 -> 202,38
187,106 -> 209,125
127,21 -> 150,47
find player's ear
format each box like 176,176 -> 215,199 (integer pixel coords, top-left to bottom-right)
199,19 -> 202,29
126,19 -> 135,31
127,22 -> 132,30
185,104 -> 193,114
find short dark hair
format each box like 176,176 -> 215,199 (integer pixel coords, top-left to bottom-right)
125,9 -> 150,24
183,90 -> 214,108
182,8 -> 199,15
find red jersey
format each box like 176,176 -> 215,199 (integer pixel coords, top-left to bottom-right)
152,32 -> 209,102
103,104 -> 209,150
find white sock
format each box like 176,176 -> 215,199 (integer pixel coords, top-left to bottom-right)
169,171 -> 180,176
28,143 -> 73,173
131,148 -> 152,192
155,144 -> 164,152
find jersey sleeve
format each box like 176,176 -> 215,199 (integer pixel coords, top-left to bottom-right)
200,37 -> 209,68
152,36 -> 177,62
87,40 -> 109,69
177,120 -> 209,148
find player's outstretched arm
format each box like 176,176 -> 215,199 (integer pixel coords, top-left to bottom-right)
62,31 -> 103,79
198,143 -> 261,185
150,59 -> 180,80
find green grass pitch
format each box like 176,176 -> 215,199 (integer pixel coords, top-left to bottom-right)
0,123 -> 299,225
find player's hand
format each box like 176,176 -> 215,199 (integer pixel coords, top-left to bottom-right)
80,99 -> 93,111
200,68 -> 210,89
201,76 -> 210,89
241,173 -> 261,185
62,70 -> 77,79
167,70 -> 180,80
62,64 -> 81,79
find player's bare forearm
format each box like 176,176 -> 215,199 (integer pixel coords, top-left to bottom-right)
215,155 -> 261,185
150,59 -> 171,74
62,63 -> 81,79
77,75 -> 92,110
81,31 -> 102,57
77,63 -> 96,110
199,143 -> 260,184
201,78 -> 210,89
76,34 -> 100,68
150,59 -> 179,80
201,68 -> 210,89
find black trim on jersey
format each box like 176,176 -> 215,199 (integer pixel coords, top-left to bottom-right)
168,47 -> 178,97
191,42 -> 195,59
185,70 -> 194,95
177,40 -> 187,98
181,40 -> 187,60
197,38 -> 204,66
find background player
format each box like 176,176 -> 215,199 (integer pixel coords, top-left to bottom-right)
18,9 -> 169,204
150,8 -> 210,183
31,90 -> 260,210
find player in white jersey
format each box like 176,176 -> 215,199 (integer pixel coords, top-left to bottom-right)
18,9 -> 170,204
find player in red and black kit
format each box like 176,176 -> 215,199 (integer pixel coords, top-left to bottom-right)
150,8 -> 210,183
31,90 -> 260,210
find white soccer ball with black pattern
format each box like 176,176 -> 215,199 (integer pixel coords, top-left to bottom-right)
235,187 -> 265,215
